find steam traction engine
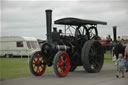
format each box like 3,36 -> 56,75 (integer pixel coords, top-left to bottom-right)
29,10 -> 107,77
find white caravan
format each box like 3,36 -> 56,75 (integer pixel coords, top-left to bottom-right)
0,36 -> 41,57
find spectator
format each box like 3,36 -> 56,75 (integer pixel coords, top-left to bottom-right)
117,36 -> 121,41
124,44 -> 128,72
106,35 -> 112,42
115,54 -> 125,78
114,40 -> 125,59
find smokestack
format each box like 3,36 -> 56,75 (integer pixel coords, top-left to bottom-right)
45,10 -> 52,43
113,26 -> 117,42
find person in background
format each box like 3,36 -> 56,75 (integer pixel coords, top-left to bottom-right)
115,54 -> 125,78
114,40 -> 125,59
117,36 -> 121,41
124,44 -> 128,72
106,35 -> 112,42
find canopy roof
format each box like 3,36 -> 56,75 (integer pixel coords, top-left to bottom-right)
54,17 -> 107,26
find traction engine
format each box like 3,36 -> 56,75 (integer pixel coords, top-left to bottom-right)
29,10 -> 107,77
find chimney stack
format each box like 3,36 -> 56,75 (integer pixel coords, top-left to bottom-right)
113,26 -> 117,42
45,9 -> 52,43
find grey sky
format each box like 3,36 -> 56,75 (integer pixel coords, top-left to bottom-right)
1,0 -> 128,40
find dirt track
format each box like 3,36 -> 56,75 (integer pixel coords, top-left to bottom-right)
1,64 -> 128,85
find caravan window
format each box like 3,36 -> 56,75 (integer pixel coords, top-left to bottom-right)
27,41 -> 40,49
35,42 -> 40,48
17,41 -> 23,47
31,41 -> 36,49
27,41 -> 31,49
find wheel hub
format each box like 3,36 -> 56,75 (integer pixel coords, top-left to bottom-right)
54,51 -> 70,77
29,51 -> 46,76
35,60 -> 41,66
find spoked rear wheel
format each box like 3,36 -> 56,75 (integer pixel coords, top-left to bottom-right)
29,51 -> 46,76
53,51 -> 70,77
81,40 -> 104,73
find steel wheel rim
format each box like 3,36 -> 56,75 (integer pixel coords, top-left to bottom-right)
89,41 -> 103,70
32,53 -> 46,75
57,53 -> 70,76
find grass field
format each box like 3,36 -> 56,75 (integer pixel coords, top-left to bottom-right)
104,51 -> 114,64
0,51 -> 113,80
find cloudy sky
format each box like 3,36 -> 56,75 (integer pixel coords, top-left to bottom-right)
1,0 -> 128,40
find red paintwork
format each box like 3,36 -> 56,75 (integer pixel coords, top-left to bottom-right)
32,53 -> 46,75
99,40 -> 112,46
92,36 -> 112,46
57,52 -> 70,76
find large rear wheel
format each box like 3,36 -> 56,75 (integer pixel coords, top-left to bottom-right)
53,51 -> 70,77
81,40 -> 104,73
29,51 -> 46,76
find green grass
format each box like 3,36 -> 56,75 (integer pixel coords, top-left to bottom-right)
0,58 -> 31,80
104,51 -> 114,64
0,51 -> 113,80
0,58 -> 54,80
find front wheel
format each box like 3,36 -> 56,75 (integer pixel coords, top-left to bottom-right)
53,51 -> 70,77
29,51 -> 46,76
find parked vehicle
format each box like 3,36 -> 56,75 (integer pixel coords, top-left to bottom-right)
0,36 -> 40,57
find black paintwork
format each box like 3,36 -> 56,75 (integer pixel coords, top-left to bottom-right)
42,9 -> 107,67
